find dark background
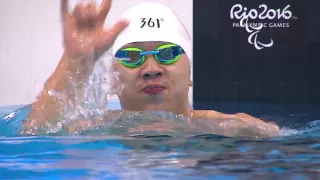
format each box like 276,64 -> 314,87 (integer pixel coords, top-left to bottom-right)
193,0 -> 320,121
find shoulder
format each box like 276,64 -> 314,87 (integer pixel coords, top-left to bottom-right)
191,110 -> 234,120
191,110 -> 261,122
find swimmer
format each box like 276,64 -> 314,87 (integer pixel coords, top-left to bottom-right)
22,0 -> 281,138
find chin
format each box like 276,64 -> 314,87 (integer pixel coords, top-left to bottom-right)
143,102 -> 168,112
144,93 -> 172,105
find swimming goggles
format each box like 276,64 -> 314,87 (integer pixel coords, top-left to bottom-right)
114,43 -> 185,68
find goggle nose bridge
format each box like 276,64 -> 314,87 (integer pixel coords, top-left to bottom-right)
140,50 -> 160,56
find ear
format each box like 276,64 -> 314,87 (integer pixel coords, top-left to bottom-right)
189,80 -> 193,87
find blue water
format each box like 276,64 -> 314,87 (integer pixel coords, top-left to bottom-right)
0,102 -> 319,179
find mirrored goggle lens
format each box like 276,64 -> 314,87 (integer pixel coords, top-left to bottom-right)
157,46 -> 184,62
115,50 -> 142,64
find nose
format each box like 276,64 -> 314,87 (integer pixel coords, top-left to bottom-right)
140,57 -> 164,80
142,71 -> 163,80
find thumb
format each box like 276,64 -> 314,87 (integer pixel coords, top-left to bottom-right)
96,19 -> 129,50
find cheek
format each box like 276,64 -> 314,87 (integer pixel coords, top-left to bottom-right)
115,66 -> 139,89
118,70 -> 131,83
172,70 -> 190,89
168,61 -> 190,89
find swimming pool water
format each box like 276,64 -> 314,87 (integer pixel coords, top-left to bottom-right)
0,102 -> 319,179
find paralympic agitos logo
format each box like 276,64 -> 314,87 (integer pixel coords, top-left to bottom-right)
230,4 -> 296,50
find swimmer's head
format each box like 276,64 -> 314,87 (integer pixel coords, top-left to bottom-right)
111,2 -> 192,62
110,2 -> 192,116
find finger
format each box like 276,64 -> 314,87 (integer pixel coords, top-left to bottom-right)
73,3 -> 98,26
97,0 -> 112,24
61,0 -> 76,48
60,0 -> 70,19
86,3 -> 98,21
104,19 -> 129,43
95,19 -> 129,49
61,0 -> 74,36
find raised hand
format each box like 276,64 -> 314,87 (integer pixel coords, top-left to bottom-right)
60,0 -> 128,59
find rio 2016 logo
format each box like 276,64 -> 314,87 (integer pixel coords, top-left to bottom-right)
230,4 -> 293,50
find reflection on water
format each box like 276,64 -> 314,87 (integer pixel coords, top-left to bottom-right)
0,132 -> 319,179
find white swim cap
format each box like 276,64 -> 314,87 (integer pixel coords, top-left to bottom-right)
111,2 -> 192,62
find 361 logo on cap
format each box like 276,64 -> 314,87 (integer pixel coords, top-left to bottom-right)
140,18 -> 164,28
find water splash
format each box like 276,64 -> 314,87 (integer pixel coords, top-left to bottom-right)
29,51 -> 126,134
280,127 -> 301,136
63,52 -> 121,113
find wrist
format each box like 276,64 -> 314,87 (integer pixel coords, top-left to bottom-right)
62,51 -> 95,81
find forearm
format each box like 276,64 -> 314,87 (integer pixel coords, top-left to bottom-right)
22,51 -> 95,134
191,111 -> 281,139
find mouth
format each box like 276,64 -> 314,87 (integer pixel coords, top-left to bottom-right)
141,84 -> 166,95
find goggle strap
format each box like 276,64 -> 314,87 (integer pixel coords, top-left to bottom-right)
140,50 -> 159,56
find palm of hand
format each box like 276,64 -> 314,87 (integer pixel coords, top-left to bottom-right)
60,0 -> 128,58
